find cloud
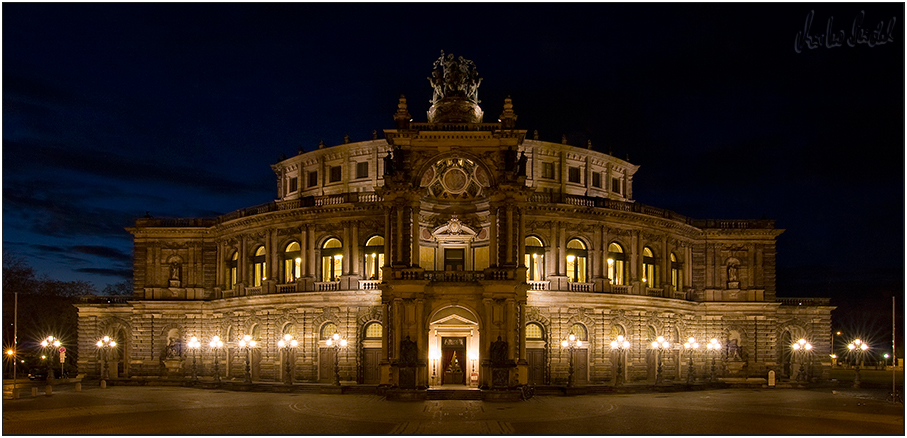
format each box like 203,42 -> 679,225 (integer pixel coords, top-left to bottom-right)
71,245 -> 132,263
74,267 -> 133,279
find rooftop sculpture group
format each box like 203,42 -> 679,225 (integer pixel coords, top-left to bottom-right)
428,51 -> 482,105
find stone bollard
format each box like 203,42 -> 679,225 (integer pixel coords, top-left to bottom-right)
100,379 -> 107,389
11,387 -> 20,399
45,384 -> 53,396
31,387 -> 38,397
768,370 -> 776,387
75,382 -> 82,392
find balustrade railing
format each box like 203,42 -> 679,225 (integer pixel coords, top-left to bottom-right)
527,280 -> 549,291
777,297 -> 831,306
314,281 -> 340,291
611,285 -> 631,294
646,287 -> 665,297
276,283 -> 297,294
568,282 -> 593,292
246,286 -> 263,296
359,279 -> 381,290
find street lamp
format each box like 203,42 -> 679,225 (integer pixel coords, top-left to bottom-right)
561,334 -> 583,388
430,350 -> 441,386
187,336 -> 201,382
706,338 -> 721,382
209,336 -> 224,384
95,336 -> 116,384
237,335 -> 257,383
40,336 -> 62,379
791,338 -> 813,382
650,336 -> 672,385
277,334 -> 298,384
325,333 -> 347,386
683,337 -> 700,384
609,335 -> 630,387
847,339 -> 869,388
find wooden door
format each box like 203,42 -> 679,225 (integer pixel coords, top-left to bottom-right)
527,348 -> 546,385
572,349 -> 588,385
320,348 -> 336,382
363,348 -> 380,384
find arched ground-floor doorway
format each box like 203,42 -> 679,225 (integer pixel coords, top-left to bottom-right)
428,305 -> 480,388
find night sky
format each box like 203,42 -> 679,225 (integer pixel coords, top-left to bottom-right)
3,4 -> 904,343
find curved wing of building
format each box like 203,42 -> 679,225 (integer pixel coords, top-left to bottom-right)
78,53 -> 832,388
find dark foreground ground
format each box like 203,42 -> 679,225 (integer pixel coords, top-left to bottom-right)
2,382 -> 903,435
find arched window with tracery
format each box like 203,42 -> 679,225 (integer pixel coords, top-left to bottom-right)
607,242 -> 626,285
364,322 -> 383,339
251,246 -> 267,287
526,322 -> 545,340
570,323 -> 588,341
642,246 -> 658,287
524,236 -> 545,281
321,322 -> 338,340
566,238 -> 587,283
670,252 -> 683,291
364,236 -> 385,281
321,238 -> 342,281
228,251 -> 238,289
283,241 -> 301,283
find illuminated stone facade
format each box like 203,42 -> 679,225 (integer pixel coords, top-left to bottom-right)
77,54 -> 833,388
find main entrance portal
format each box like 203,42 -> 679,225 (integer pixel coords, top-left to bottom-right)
429,306 -> 480,387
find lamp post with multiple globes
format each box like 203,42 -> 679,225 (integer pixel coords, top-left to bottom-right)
650,336 -> 672,385
610,335 -> 630,387
237,335 -> 257,383
277,334 -> 298,384
847,339 -> 869,388
561,334 -> 583,387
683,337 -> 700,385
95,336 -> 116,385
791,338 -> 813,383
187,336 -> 201,382
325,333 -> 347,386
40,336 -> 62,379
706,338 -> 721,383
209,336 -> 224,383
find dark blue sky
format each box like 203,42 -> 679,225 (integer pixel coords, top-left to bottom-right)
3,3 -> 904,327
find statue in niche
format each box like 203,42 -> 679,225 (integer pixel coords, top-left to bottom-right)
169,262 -> 181,281
517,152 -> 528,177
400,336 -> 418,365
727,263 -> 739,282
383,151 -> 395,176
490,336 -> 509,366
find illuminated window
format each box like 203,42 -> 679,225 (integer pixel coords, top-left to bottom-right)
283,241 -> 302,283
607,242 -> 626,285
228,251 -> 238,290
364,322 -> 382,339
524,236 -> 545,281
570,323 -> 588,341
566,238 -> 587,283
250,246 -> 267,287
642,246 -> 657,286
321,323 -> 337,340
364,236 -> 385,281
526,323 -> 544,340
321,238 -> 342,281
671,252 -> 683,290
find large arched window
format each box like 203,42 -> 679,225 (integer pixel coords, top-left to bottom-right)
670,252 -> 683,291
526,322 -> 545,340
251,246 -> 267,287
364,322 -> 383,339
364,236 -> 385,281
524,236 -> 545,281
321,322 -> 338,340
228,251 -> 238,289
321,238 -> 342,281
642,246 -> 657,286
607,242 -> 626,285
565,239 -> 587,283
283,241 -> 302,283
570,323 -> 588,341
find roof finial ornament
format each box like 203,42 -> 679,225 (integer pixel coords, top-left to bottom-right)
499,96 -> 517,129
318,140 -> 325,149
587,140 -> 592,149
343,134 -> 350,144
562,134 -> 568,144
394,94 -> 412,129
372,130 -> 378,140
533,130 -> 539,140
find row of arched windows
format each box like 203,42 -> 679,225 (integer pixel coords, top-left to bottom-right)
526,236 -> 684,290
226,236 -> 386,289
225,235 -> 682,291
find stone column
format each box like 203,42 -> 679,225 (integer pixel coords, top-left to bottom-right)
306,225 -> 316,278
239,236 -> 247,285
489,206 -> 498,267
351,221 -> 359,276
517,207 -> 526,267
558,222 -> 567,276
506,204 -> 514,265
411,202 -> 420,267
396,205 -> 404,265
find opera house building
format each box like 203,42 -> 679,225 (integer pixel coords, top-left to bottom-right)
77,54 -> 832,393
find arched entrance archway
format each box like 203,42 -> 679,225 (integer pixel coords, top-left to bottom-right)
428,305 -> 480,387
